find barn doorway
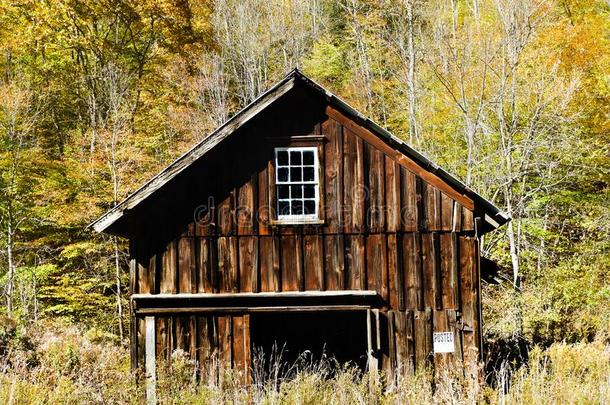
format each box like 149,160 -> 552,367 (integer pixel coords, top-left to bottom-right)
250,311 -> 368,379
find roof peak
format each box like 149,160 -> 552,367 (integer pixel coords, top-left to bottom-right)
91,69 -> 509,235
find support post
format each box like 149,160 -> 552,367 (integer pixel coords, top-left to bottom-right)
145,316 -> 156,405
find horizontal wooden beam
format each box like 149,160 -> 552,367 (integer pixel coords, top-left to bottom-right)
136,305 -> 372,315
132,290 -> 384,313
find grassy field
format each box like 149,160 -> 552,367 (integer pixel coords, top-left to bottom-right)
0,321 -> 608,404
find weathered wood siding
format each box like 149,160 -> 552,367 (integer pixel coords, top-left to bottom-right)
130,87 -> 483,376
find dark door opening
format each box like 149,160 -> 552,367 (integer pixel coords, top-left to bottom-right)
250,311 -> 368,378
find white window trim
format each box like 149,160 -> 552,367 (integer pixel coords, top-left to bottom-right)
275,146 -> 320,222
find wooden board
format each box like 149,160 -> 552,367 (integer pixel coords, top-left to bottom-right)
414,307 -> 433,370
366,234 -> 388,301
198,238 -> 217,293
239,237 -> 258,293
322,118 -> 343,233
303,235 -> 324,290
343,128 -> 365,233
160,241 -> 177,294
281,235 -> 303,291
385,158 -> 401,232
178,237 -> 196,293
345,235 -> 365,290
259,236 -> 280,292
365,142 -> 385,233
387,234 -> 403,310
324,235 -> 345,290
217,237 -> 238,292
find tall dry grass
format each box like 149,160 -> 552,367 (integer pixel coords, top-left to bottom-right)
0,320 -> 608,404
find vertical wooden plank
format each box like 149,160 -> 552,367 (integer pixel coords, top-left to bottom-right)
148,255 -> 157,294
385,157 -> 401,232
160,241 -> 177,294
324,235 -> 345,290
474,220 -> 484,362
416,179 -> 426,231
197,316 -> 215,382
425,186 -> 442,231
452,202 -> 462,232
394,310 -> 415,375
367,309 -> 378,372
237,175 -> 256,236
462,208 -> 474,231
366,234 -> 388,301
432,233 -> 443,310
218,236 -> 238,292
414,308 -> 433,370
387,234 -> 403,310
178,237 -> 195,293
441,193 -> 453,231
137,260 -> 149,295
217,189 -> 236,236
198,238 -> 217,293
232,315 -> 246,380
459,236 -> 477,368
343,128 -> 365,233
421,233 -> 435,309
195,198 -> 215,237
175,316 -> 191,359
155,317 -> 167,362
387,311 -> 397,381
137,317 -> 145,369
304,234 -> 324,290
218,316 -> 232,369
323,118 -> 343,233
365,143 -> 385,233
447,309 -> 463,365
345,235 -> 365,290
259,236 -> 280,292
441,233 -> 455,309
401,168 -> 417,231
129,251 -> 138,370
188,316 -> 197,361
451,233 -> 461,309
403,232 -> 423,310
239,236 -> 258,293
258,164 -> 271,235
244,315 -> 251,383
267,160 -> 277,224
405,310 -> 415,373
281,235 -> 302,291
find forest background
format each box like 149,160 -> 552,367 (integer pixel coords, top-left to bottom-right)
0,0 -> 608,392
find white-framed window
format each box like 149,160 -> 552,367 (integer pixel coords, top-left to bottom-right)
275,146 -> 319,221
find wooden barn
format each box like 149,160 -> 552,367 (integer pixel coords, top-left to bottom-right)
92,69 -> 509,385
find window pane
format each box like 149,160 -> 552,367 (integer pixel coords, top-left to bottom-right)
277,151 -> 288,166
303,167 -> 315,181
290,167 -> 302,182
278,185 -> 290,199
303,151 -> 314,165
291,200 -> 303,215
278,168 -> 289,182
278,200 -> 290,215
304,185 -> 315,198
290,151 -> 302,165
304,199 -> 316,215
292,185 -> 303,198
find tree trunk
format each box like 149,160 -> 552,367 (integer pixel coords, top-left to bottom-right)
6,219 -> 14,315
114,235 -> 124,340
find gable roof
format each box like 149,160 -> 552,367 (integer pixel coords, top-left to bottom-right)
91,69 -> 509,235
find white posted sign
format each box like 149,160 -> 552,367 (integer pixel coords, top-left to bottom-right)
433,332 -> 455,353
